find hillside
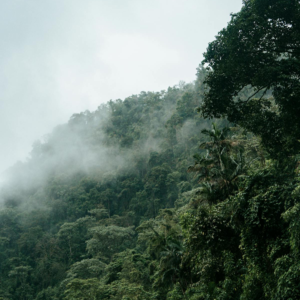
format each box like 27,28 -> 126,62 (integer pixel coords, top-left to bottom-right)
0,68 -> 212,299
2,0 -> 300,299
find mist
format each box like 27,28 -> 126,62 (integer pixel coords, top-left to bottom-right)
1,2 -> 297,299
0,0 -> 243,173
0,84 -> 189,209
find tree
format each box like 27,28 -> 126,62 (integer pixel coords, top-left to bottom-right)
64,278 -> 103,300
201,0 -> 300,157
57,217 -> 95,263
86,225 -> 135,260
188,124 -> 259,203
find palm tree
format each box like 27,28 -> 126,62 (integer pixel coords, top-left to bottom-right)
155,237 -> 188,299
189,123 -> 258,203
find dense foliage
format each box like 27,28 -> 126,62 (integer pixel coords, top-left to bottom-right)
202,0 -> 300,157
1,0 -> 300,299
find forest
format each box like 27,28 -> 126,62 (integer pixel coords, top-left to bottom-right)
1,0 -> 300,299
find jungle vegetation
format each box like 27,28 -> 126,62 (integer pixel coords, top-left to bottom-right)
1,0 -> 300,299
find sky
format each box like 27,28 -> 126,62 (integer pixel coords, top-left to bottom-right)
0,0 -> 243,173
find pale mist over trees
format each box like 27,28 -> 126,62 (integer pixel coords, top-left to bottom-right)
2,0 -> 300,300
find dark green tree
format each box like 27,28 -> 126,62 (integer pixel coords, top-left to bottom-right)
201,0 -> 300,157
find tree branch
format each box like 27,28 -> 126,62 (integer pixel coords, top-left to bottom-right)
244,86 -> 267,103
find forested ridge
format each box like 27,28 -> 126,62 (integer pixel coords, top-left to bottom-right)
2,0 -> 300,299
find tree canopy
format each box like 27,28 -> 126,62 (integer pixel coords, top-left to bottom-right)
201,0 -> 300,157
2,1 -> 300,299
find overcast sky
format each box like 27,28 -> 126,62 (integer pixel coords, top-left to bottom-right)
0,0 -> 243,173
